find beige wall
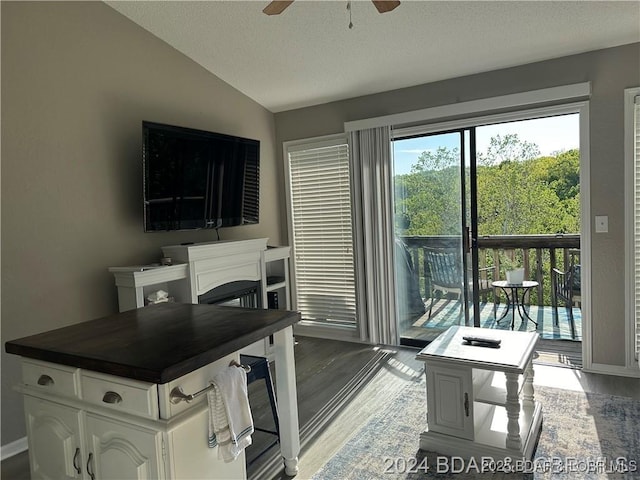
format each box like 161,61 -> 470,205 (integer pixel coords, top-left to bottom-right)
274,43 -> 640,369
1,1 -> 281,445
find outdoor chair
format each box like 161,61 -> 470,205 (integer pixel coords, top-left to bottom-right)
424,247 -> 496,320
551,249 -> 580,339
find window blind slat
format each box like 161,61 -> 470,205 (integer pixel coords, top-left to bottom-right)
287,140 -> 357,326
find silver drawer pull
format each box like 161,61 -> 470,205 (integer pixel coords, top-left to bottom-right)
37,374 -> 54,386
102,391 -> 123,404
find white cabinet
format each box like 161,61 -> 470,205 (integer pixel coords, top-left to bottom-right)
425,364 -> 474,440
8,304 -> 301,480
24,396 -> 163,480
85,414 -> 162,480
109,240 -> 292,314
416,326 -> 542,461
24,396 -> 83,480
18,358 -> 245,480
164,405 -> 244,480
109,240 -> 292,358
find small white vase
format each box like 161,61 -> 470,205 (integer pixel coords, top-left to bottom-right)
506,268 -> 525,284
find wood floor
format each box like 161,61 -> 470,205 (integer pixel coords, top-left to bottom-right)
3,336 -> 638,480
535,337 -> 582,368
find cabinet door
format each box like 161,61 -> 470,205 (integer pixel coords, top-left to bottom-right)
85,414 -> 163,480
24,396 -> 83,480
426,364 -> 474,440
166,406 -> 246,479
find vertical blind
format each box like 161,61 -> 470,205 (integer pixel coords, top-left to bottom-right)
634,95 -> 640,361
287,141 -> 357,325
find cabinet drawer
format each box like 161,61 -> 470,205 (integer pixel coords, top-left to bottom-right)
158,353 -> 238,420
22,359 -> 80,399
81,371 -> 159,420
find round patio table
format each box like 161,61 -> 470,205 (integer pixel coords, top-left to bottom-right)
492,280 -> 539,330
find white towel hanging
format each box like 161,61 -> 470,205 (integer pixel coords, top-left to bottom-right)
207,365 -> 254,462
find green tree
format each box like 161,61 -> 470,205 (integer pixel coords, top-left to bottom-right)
477,133 -> 540,166
395,147 -> 462,235
530,149 -> 580,201
395,134 -> 580,237
477,160 -> 569,235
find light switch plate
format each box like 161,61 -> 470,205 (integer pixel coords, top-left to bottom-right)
595,215 -> 608,233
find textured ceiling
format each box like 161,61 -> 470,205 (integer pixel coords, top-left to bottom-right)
106,1 -> 640,113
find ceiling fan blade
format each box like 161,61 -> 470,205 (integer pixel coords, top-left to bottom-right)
371,0 -> 400,13
263,1 -> 294,15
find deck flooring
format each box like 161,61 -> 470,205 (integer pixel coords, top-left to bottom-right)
402,298 -> 581,341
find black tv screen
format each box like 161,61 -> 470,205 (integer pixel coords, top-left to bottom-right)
143,121 -> 259,232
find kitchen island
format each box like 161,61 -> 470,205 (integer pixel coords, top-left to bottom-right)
5,302 -> 301,480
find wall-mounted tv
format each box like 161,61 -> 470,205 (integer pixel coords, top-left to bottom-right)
143,121 -> 259,232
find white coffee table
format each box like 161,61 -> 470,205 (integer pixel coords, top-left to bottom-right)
416,325 -> 542,462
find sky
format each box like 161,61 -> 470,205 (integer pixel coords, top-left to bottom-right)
392,113 -> 580,175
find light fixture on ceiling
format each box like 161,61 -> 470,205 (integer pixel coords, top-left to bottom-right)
262,1 -> 401,16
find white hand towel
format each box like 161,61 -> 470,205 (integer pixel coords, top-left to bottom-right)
207,365 -> 254,462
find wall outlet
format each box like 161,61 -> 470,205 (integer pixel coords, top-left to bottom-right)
595,215 -> 608,233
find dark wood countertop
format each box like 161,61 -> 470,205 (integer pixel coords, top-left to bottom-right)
5,303 -> 300,384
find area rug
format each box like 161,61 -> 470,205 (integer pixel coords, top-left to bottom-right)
311,377 -> 640,480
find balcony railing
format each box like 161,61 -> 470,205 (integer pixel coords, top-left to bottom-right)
400,234 -> 580,308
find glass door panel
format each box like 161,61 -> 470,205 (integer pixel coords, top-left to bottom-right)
474,114 -> 581,339
393,131 -> 475,346
392,112 -> 581,345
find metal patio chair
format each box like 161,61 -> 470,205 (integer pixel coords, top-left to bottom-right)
552,249 -> 580,339
424,247 -> 496,320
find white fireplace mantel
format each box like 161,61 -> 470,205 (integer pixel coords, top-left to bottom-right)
109,238 -> 291,357
162,238 -> 268,305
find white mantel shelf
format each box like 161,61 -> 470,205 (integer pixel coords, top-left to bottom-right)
162,238 -> 268,262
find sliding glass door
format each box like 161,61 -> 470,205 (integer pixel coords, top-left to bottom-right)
392,112 -> 581,347
393,129 -> 480,345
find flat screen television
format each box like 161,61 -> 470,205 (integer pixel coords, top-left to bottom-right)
143,121 -> 259,232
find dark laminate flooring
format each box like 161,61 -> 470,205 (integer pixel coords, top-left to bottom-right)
535,337 -> 582,368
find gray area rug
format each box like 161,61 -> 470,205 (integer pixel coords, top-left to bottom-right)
311,377 -> 640,479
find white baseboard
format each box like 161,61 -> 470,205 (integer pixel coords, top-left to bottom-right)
1,437 -> 28,461
583,362 -> 640,378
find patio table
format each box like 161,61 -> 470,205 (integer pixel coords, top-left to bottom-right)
492,280 -> 539,330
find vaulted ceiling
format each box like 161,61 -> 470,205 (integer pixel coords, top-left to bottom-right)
107,1 -> 640,113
